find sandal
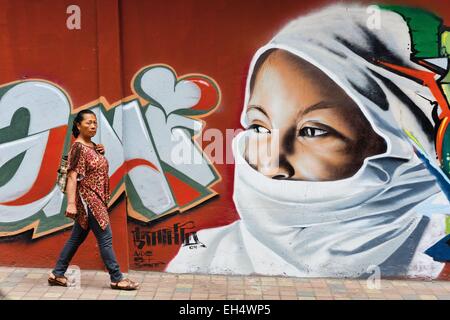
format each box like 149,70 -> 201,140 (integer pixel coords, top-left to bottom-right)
48,272 -> 68,287
110,278 -> 140,290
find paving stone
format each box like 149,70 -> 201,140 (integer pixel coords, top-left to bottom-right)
297,291 -> 315,297
115,295 -> 135,300
298,296 -> 316,300
402,294 -> 420,300
419,294 -> 438,300
262,295 -> 280,300
244,295 -> 263,300
153,296 -> 173,300
79,294 -> 99,300
209,294 -> 227,299
387,295 -> 405,301
191,294 -> 209,300
43,292 -> 63,298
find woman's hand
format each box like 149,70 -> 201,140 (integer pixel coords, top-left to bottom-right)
66,203 -> 77,215
65,203 -> 78,220
95,144 -> 105,155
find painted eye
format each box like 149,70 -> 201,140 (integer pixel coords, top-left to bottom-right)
299,127 -> 328,137
248,124 -> 271,134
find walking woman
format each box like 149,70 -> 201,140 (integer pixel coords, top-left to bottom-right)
48,109 -> 139,290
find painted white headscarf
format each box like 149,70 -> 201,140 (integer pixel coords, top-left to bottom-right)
167,4 -> 450,278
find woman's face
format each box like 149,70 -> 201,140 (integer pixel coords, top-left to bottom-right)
77,113 -> 97,138
244,50 -> 386,181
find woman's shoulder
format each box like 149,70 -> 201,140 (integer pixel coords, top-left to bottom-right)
70,141 -> 84,151
71,141 -> 96,151
68,141 -> 87,158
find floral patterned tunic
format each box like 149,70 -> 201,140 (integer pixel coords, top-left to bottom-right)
67,142 -> 111,230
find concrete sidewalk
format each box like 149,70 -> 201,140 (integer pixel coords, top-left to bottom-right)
1,266 -> 450,300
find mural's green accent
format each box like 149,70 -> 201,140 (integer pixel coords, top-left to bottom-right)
443,71 -> 450,84
379,5 -> 442,58
103,106 -> 116,125
441,31 -> 450,84
404,129 -> 425,153
0,108 -> 30,144
442,31 -> 450,57
0,152 -> 26,188
442,120 -> 450,180
0,106 -> 31,188
63,113 -> 76,157
446,216 -> 450,235
444,85 -> 450,103
442,32 -> 450,84
0,83 -> 16,100
110,177 -> 124,200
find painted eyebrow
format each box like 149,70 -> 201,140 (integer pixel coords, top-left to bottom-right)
246,105 -> 270,118
300,101 -> 338,117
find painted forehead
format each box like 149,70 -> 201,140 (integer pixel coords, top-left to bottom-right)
248,49 -> 359,116
250,49 -> 354,101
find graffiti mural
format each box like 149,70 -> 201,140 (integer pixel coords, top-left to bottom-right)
167,4 -> 450,278
0,65 -> 221,238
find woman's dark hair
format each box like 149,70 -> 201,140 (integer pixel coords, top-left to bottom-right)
72,110 -> 96,138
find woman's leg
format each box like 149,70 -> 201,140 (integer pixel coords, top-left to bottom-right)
52,221 -> 90,277
88,209 -> 123,282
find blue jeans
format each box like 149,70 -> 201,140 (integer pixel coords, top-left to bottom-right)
52,208 -> 123,282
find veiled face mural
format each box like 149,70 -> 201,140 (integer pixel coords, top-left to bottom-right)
0,1 -> 450,280
244,49 -> 387,181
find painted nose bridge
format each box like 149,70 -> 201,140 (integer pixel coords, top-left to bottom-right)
256,128 -> 295,179
271,127 -> 297,179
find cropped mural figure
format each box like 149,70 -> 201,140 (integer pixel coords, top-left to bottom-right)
167,4 -> 450,278
0,65 -> 221,238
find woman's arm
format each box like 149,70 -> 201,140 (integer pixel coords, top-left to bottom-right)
66,170 -> 78,214
65,143 -> 85,216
